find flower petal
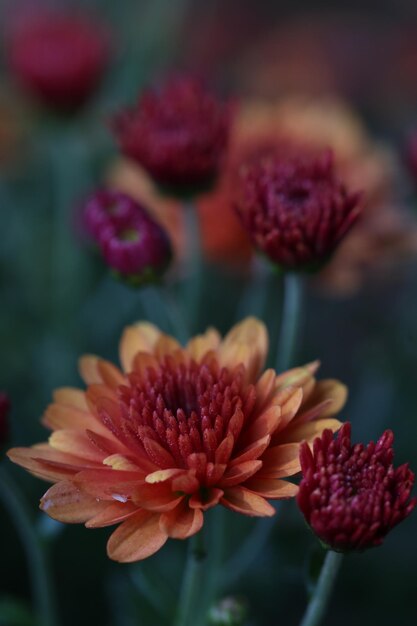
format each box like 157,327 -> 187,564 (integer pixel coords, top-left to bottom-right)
221,486 -> 275,517
7,445 -> 91,482
186,329 -> 221,362
244,478 -> 299,499
220,460 -> 262,488
79,356 -> 125,388
258,443 -> 301,478
53,387 -> 89,411
132,483 -> 184,512
219,317 -> 268,381
119,322 -> 162,373
230,435 -> 270,466
301,379 -> 348,418
278,418 -> 342,444
42,403 -> 106,434
160,501 -> 204,538
49,430 -> 107,464
107,510 -> 168,562
86,501 -> 139,528
40,481 -> 105,522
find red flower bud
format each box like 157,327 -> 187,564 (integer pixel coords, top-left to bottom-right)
8,12 -> 109,112
113,76 -> 233,191
235,151 -> 361,271
0,392 -> 11,447
84,189 -> 138,241
297,423 -> 416,552
84,190 -> 172,285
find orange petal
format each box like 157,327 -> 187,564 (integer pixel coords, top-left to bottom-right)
301,379 -> 348,418
107,510 -> 168,562
215,433 -> 234,465
86,501 -> 139,528
186,329 -> 221,362
258,443 -> 301,478
277,418 -> 342,444
7,445 -> 91,482
79,356 -> 124,388
221,486 -> 275,517
160,501 -> 204,539
53,387 -> 89,411
229,435 -> 270,466
220,460 -> 262,488
243,478 -> 299,499
119,322 -> 161,372
103,454 -> 146,472
219,317 -> 268,381
275,363 -> 318,394
74,468 -> 143,499
132,352 -> 160,377
241,405 -> 281,445
132,483 -> 184,512
49,430 -> 106,464
154,335 -> 182,358
42,403 -> 106,435
40,481 -> 105,522
254,369 -> 277,413
145,468 -> 184,484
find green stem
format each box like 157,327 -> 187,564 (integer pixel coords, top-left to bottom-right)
299,551 -> 343,626
0,466 -> 59,626
276,273 -> 304,372
176,530 -> 207,626
140,284 -> 189,344
183,201 -> 203,334
221,504 -> 280,587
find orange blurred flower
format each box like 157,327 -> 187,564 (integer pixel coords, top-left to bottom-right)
225,96 -> 417,294
8,317 -> 346,562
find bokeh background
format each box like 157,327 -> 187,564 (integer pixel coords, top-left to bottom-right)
1,0 -> 417,625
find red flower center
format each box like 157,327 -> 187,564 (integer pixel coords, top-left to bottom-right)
115,357 -> 256,469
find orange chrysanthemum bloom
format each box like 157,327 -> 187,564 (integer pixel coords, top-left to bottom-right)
8,318 -> 346,562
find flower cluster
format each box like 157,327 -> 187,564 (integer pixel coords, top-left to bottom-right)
84,190 -> 172,285
8,318 -> 347,562
8,12 -> 109,112
235,150 -> 361,271
113,76 -> 233,191
297,423 -> 416,551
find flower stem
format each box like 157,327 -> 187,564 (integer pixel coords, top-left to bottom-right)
299,550 -> 343,626
0,466 -> 59,626
176,530 -> 207,626
276,272 -> 304,371
183,201 -> 203,334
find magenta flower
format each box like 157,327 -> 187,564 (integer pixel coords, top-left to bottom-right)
297,423 -> 416,551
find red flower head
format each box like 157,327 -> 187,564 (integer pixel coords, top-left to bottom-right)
84,189 -> 172,285
235,150 -> 361,271
0,392 -> 11,447
297,423 -> 416,551
8,318 -> 347,562
8,12 -> 109,111
112,76 -> 233,191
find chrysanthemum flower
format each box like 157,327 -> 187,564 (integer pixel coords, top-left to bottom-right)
112,76 -> 233,191
8,318 -> 346,562
235,150 -> 361,271
8,11 -> 109,112
297,423 -> 416,551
